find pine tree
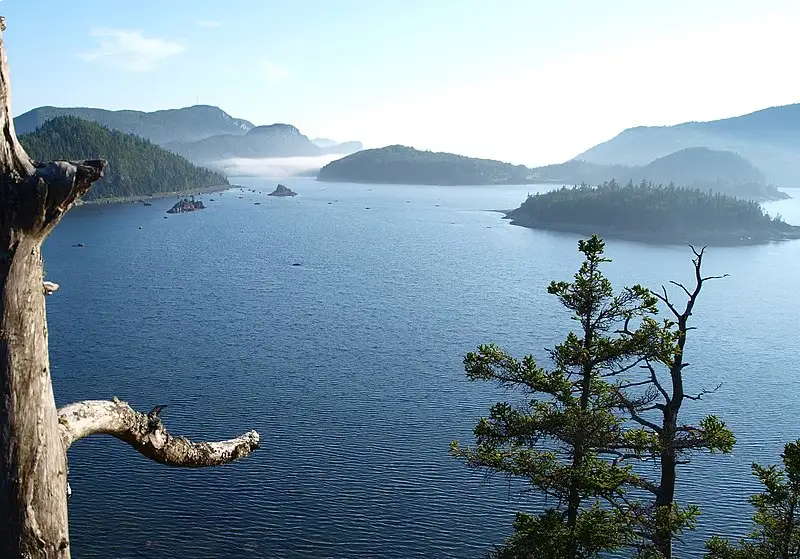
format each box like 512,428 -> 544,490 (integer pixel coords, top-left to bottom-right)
451,235 -> 665,558
706,441 -> 800,559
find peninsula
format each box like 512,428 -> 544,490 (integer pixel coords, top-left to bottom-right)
504,181 -> 800,246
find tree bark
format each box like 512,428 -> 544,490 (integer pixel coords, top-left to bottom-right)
0,19 -> 259,558
58,399 -> 260,467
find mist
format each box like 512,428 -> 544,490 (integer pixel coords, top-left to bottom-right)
213,154 -> 344,179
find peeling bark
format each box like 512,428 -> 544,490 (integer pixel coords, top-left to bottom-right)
0,18 -> 258,559
58,399 -> 260,467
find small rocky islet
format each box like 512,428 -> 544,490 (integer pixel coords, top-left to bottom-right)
268,184 -> 298,197
167,197 -> 206,214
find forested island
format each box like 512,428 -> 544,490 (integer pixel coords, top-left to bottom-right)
504,181 -> 800,245
318,145 -> 532,185
19,116 -> 229,201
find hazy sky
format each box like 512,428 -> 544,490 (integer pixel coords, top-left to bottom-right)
3,0 -> 800,165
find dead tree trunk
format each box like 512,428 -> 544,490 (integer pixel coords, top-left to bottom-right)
0,19 -> 259,558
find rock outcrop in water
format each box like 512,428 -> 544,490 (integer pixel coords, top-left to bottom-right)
167,197 -> 206,214
268,184 -> 298,197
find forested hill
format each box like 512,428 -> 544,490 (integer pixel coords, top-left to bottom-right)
318,145 -> 532,185
505,181 -> 800,246
20,117 -> 229,201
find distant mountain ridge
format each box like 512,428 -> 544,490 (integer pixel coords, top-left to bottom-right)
532,148 -> 786,201
576,103 -> 800,186
14,105 -> 363,164
166,125 -> 363,165
15,105 -> 254,145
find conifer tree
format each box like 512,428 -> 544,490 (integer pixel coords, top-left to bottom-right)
451,235 -> 664,558
706,441 -> 800,559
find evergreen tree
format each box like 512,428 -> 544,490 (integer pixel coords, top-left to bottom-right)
706,441 -> 800,559
450,236 -> 665,558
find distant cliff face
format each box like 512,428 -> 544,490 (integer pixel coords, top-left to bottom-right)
575,104 -> 800,186
14,105 -> 254,145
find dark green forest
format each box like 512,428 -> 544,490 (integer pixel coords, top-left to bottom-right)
506,180 -> 800,245
19,116 -> 229,200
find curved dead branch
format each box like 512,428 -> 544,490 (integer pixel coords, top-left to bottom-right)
57,398 -> 259,467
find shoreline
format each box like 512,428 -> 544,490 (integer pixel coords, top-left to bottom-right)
501,213 -> 800,247
76,184 -> 233,206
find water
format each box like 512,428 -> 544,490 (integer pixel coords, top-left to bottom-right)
43,179 -> 800,558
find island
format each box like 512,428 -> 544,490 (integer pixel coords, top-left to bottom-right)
503,181 -> 800,246
167,197 -> 206,214
268,184 -> 298,197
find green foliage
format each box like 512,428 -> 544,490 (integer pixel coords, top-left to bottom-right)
451,235 -> 668,558
19,116 -> 229,200
492,506 -> 632,559
318,145 -> 531,185
706,441 -> 800,559
507,180 -> 798,244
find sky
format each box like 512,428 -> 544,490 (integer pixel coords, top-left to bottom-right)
2,0 -> 800,165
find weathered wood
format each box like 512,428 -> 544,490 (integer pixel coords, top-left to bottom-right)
0,18 -> 258,559
58,399 -> 260,467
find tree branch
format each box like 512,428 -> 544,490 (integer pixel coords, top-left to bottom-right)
653,286 -> 681,319
57,398 -> 259,467
683,383 -> 723,401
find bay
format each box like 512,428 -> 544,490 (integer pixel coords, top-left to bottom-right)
44,179 -> 800,558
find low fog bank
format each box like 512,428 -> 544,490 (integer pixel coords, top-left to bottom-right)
213,154 -> 344,178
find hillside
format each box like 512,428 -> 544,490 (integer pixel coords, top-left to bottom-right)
15,105 -> 254,146
317,145 -> 532,185
505,181 -> 800,246
575,104 -> 800,186
166,125 -> 363,165
532,148 -> 786,201
19,116 -> 229,201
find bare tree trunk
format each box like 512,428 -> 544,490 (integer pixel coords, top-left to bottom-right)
654,409 -> 678,559
0,18 -> 259,558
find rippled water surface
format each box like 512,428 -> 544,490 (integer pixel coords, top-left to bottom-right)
44,180 -> 800,558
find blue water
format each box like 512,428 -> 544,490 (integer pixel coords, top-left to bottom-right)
43,179 -> 800,558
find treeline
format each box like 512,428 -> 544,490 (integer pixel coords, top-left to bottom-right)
317,145 -> 531,185
506,180 -> 797,244
19,116 -> 229,200
453,236 -> 800,558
